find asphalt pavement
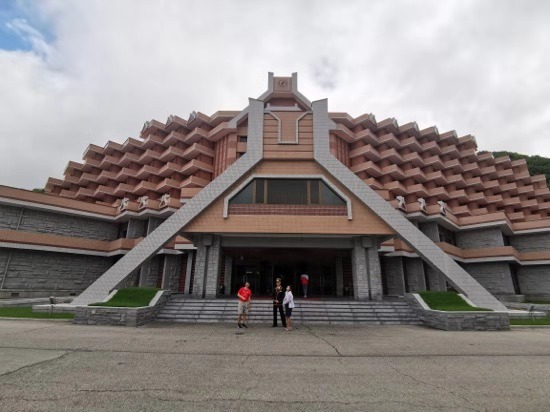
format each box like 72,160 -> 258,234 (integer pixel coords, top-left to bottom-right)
1,319 -> 549,411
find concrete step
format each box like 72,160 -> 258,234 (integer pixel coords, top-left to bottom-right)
156,318 -> 422,325
155,297 -> 421,325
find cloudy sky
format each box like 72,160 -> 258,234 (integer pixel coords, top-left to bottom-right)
0,0 -> 549,190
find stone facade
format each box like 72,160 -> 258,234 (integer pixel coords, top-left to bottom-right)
366,241 -> 383,300
0,204 -> 118,241
192,236 -> 209,298
204,235 -> 222,298
419,222 -> 440,242
463,262 -> 515,295
162,254 -> 181,292
455,227 -> 504,249
351,237 -> 370,300
404,258 -> 426,292
425,265 -> 447,292
0,204 -> 22,230
517,266 -> 550,297
509,232 -> 550,252
139,256 -> 161,287
0,249 -> 113,297
381,256 -> 405,296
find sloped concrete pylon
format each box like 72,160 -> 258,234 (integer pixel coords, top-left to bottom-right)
311,98 -> 507,311
71,99 -> 265,305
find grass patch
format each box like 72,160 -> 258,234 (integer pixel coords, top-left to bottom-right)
510,315 -> 550,326
89,287 -> 159,307
524,300 -> 550,305
418,291 -> 492,312
0,307 -> 74,319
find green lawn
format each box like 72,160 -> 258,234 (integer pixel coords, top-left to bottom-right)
0,307 -> 74,319
524,300 -> 550,305
89,287 -> 159,307
510,315 -> 550,326
418,291 -> 492,312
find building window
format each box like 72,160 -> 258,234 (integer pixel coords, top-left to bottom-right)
438,225 -> 456,246
238,136 -> 248,143
118,221 -> 129,239
230,178 -> 345,206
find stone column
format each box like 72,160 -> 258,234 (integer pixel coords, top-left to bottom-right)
127,219 -> 147,239
147,217 -> 164,235
183,250 -> 194,294
204,236 -> 222,298
335,257 -> 344,297
224,256 -> 233,296
161,254 -> 180,292
366,240 -> 383,301
192,236 -> 210,298
351,237 -> 369,300
418,222 -> 440,242
404,258 -> 426,292
426,265 -> 446,291
381,256 -> 406,296
138,257 -> 155,287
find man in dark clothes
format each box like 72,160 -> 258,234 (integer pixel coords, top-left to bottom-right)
272,285 -> 287,327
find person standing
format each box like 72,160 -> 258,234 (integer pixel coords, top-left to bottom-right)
237,281 -> 252,328
272,285 -> 287,328
300,273 -> 309,298
283,285 -> 295,331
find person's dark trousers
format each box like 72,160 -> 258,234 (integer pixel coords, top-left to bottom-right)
273,305 -> 287,327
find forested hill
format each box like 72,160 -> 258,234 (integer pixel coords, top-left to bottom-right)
491,151 -> 550,185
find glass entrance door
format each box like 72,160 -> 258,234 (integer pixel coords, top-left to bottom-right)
228,248 -> 345,298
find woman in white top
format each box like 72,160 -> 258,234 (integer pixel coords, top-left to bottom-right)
282,285 -> 295,331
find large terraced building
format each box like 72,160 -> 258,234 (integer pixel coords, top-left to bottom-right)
1,73 -> 549,309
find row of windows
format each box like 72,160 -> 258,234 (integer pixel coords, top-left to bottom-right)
229,179 -> 346,206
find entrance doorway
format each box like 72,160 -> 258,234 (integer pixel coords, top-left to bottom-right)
226,247 -> 350,298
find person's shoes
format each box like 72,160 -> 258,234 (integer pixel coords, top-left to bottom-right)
237,323 -> 242,328
272,325 -> 277,327
285,327 -> 290,331
242,324 -> 248,328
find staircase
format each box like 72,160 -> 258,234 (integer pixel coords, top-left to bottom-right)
155,295 -> 421,325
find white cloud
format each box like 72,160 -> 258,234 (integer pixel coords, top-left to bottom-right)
1,0 -> 549,189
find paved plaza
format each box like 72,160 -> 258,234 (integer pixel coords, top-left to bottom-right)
0,320 -> 549,411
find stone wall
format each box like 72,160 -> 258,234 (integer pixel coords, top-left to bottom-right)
351,237 -> 370,299
404,294 -> 510,331
73,290 -> 170,327
463,262 -> 515,295
0,248 -> 113,293
426,265 -> 446,291
455,227 -> 504,249
509,233 -> 550,252
419,222 -> 440,242
0,204 -> 22,230
0,205 -> 119,241
404,258 -> 426,292
501,301 -> 550,315
139,256 -> 161,287
381,256 -> 405,296
162,254 -> 181,292
517,265 -> 550,297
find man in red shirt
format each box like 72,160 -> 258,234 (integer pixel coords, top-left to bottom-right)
301,273 -> 309,298
237,282 -> 252,328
